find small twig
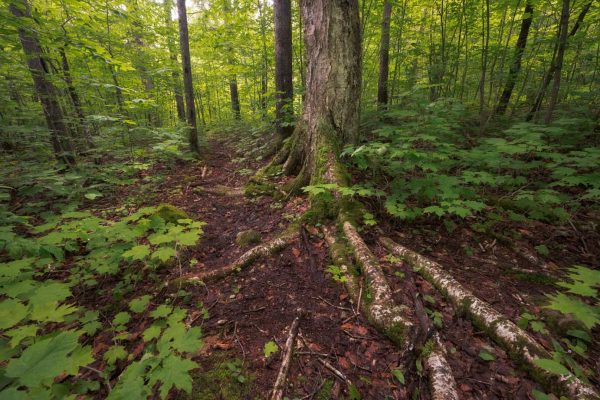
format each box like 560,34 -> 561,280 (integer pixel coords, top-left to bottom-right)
312,296 -> 352,311
242,306 -> 266,314
356,282 -> 363,316
270,314 -> 302,400
318,358 -> 352,387
233,321 -> 246,361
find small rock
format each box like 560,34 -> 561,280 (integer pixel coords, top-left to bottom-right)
235,229 -> 261,246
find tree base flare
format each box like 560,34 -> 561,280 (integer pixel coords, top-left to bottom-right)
380,237 -> 599,400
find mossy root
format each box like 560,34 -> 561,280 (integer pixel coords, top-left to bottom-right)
195,231 -> 298,282
380,236 -> 599,400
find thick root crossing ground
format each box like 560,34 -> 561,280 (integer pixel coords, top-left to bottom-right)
136,138 -> 592,399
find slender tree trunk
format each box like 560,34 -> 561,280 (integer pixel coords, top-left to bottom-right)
177,0 -> 199,153
494,1 -> 533,115
258,0 -> 269,119
229,78 -> 241,120
527,1 -> 591,121
10,0 -> 75,164
105,0 -> 125,115
280,0 -> 361,190
59,46 -> 94,147
479,0 -> 490,127
164,0 -> 186,122
274,0 -> 294,142
544,0 -> 570,123
389,0 -> 407,104
377,0 -> 392,109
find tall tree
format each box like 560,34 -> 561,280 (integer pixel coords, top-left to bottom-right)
494,1 -> 534,116
164,0 -> 186,122
274,0 -> 294,143
278,0 -> 361,191
177,0 -> 199,153
10,0 -> 75,164
224,0 -> 242,120
527,1 -> 592,121
377,0 -> 392,109
544,0 -> 570,123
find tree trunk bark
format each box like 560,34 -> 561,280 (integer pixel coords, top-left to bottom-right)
494,1 -> 533,116
526,1 -> 591,121
274,0 -> 294,142
544,0 -> 570,123
280,0 -> 361,190
177,0 -> 199,153
164,0 -> 186,122
377,0 -> 392,110
10,0 -> 75,164
59,46 -> 94,148
229,78 -> 241,120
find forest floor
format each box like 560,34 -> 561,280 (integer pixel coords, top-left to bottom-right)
82,135 -> 600,400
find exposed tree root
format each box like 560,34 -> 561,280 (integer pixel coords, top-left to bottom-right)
195,231 -> 298,282
270,313 -> 302,400
341,222 -> 414,349
380,237 -> 599,400
323,226 -> 458,395
424,334 -> 460,400
194,185 -> 244,197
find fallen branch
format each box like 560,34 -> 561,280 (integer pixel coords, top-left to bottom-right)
197,230 -> 298,282
270,314 -> 302,400
424,334 -> 459,400
380,236 -> 598,400
318,358 -> 353,387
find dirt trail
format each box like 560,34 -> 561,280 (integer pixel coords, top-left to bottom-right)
150,138 -> 544,399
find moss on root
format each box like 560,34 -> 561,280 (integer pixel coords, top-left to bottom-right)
154,204 -> 190,224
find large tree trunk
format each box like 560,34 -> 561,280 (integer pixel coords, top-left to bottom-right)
526,1 -> 591,121
280,0 -> 361,190
177,0 -> 199,153
164,0 -> 186,122
376,0 -> 392,109
274,0 -> 294,142
10,0 -> 75,164
494,1 -> 533,116
544,0 -> 570,123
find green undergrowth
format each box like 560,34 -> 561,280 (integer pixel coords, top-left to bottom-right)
0,122 -> 263,398
0,198 -> 208,398
185,357 -> 254,400
306,96 -> 599,229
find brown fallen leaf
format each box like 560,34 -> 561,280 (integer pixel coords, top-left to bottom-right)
338,356 -> 350,370
292,247 -> 301,257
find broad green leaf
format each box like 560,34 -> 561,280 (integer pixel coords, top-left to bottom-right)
478,349 -> 495,361
0,299 -> 28,330
122,245 -> 151,261
533,358 -> 571,376
5,325 -> 37,348
148,354 -> 198,399
129,295 -> 152,313
263,341 -> 278,358
6,331 -> 82,387
104,345 -> 128,364
152,247 -> 177,262
392,369 -> 405,385
545,293 -> 600,329
150,305 -> 173,319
